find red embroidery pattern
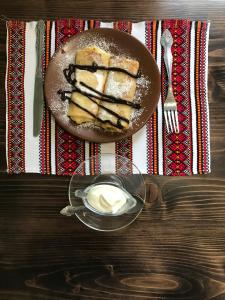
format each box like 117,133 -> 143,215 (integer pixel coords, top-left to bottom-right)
55,19 -> 85,175
7,21 -> 26,174
163,20 -> 192,175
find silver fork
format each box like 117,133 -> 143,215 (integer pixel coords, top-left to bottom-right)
161,29 -> 179,133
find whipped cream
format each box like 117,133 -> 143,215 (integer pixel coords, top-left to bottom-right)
86,184 -> 127,214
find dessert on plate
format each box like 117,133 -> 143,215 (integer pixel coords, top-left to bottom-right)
68,46 -> 110,124
97,56 -> 139,131
59,45 -> 140,132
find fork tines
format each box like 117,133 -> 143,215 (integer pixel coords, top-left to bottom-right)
164,110 -> 179,133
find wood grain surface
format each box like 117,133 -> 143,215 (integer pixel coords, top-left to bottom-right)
0,0 -> 225,299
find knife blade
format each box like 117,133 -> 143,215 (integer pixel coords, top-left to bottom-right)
33,20 -> 45,137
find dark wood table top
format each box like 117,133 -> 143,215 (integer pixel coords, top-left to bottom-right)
0,1 -> 225,299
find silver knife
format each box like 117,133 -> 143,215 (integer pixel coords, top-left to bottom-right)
33,20 -> 45,137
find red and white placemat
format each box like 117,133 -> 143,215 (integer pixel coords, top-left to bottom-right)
5,19 -> 210,176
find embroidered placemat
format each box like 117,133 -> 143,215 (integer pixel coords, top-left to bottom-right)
5,19 -> 210,176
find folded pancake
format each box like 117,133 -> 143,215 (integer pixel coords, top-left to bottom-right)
68,46 -> 110,124
97,56 -> 139,131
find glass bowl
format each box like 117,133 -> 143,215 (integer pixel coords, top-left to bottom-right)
68,153 -> 146,231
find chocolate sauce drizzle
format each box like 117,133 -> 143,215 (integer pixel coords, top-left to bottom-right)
73,102 -> 123,130
79,81 -> 141,109
58,90 -> 71,101
59,62 -> 141,130
69,62 -> 141,79
63,64 -> 141,109
58,90 -> 123,130
85,94 -> 129,124
58,90 -> 129,124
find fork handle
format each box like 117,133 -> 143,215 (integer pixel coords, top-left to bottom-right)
163,45 -> 173,87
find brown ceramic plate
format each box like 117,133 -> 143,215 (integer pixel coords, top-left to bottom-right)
45,28 -> 160,143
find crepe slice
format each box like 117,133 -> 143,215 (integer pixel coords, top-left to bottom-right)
68,46 -> 110,124
97,56 -> 139,131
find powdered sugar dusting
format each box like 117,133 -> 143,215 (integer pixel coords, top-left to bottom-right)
50,98 -> 68,114
135,74 -> 151,103
106,73 -> 133,98
49,94 -> 70,124
61,32 -> 136,59
130,108 -> 144,123
53,51 -> 74,69
137,74 -> 150,90
73,33 -> 117,54
128,74 -> 151,126
77,122 -> 101,130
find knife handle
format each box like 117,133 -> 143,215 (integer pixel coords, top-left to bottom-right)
36,20 -> 45,78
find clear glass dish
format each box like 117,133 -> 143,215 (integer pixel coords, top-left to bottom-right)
68,153 -> 146,232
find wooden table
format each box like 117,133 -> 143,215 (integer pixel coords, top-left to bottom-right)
0,1 -> 225,299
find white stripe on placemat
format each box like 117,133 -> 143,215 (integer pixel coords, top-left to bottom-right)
132,127 -> 148,174
100,143 -> 116,173
131,22 -> 148,173
131,21 -> 146,44
190,21 -> 197,174
85,141 -> 90,175
84,21 -> 88,31
99,22 -> 114,28
24,21 -> 40,173
98,22 -> 115,173
50,21 -> 56,175
5,23 -> 9,171
156,21 -> 163,175
205,22 -> 211,173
